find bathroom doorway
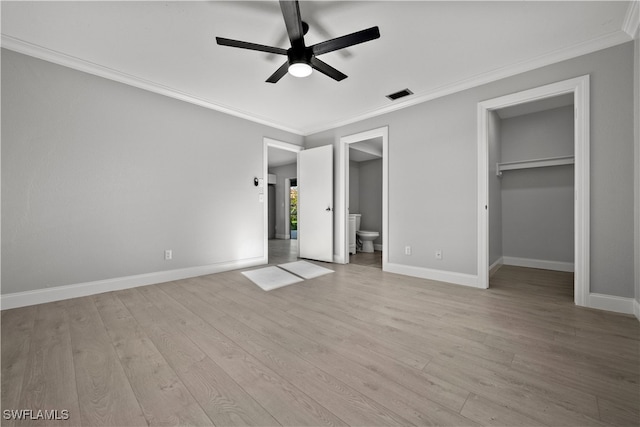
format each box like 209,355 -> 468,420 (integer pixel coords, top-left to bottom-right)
340,127 -> 389,269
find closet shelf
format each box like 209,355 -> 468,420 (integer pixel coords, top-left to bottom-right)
496,155 -> 574,176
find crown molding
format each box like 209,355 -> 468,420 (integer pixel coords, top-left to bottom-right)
299,29 -> 631,135
2,28 -> 633,138
623,0 -> 639,38
1,35 -> 303,135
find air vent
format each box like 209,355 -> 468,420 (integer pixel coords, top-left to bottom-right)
386,88 -> 413,101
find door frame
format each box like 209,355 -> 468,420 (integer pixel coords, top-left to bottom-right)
339,126 -> 389,267
263,137 -> 303,263
477,75 -> 590,306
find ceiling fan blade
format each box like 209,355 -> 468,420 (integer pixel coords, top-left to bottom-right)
310,57 -> 347,81
216,37 -> 288,55
279,0 -> 305,47
266,61 -> 290,83
311,26 -> 380,56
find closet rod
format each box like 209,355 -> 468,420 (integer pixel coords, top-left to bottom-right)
496,155 -> 574,176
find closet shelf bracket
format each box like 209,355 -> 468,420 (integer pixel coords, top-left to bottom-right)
496,155 -> 574,177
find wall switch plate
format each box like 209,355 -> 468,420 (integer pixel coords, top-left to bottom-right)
165,249 -> 172,260
435,250 -> 442,260
405,246 -> 411,255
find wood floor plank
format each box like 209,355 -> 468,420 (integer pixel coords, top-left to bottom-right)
510,353 -> 640,412
177,278 -> 479,426
1,306 -> 37,427
460,393 -> 547,426
64,297 -> 146,426
423,351 -> 606,426
15,302 -> 80,426
2,251 -> 638,427
93,292 -> 212,426
596,395 -> 640,426
217,281 -> 431,370
146,282 -> 348,427
117,287 -> 280,427
218,284 -> 471,413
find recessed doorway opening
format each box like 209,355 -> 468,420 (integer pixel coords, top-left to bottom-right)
477,75 -> 590,307
263,138 -> 302,265
339,127 -> 389,269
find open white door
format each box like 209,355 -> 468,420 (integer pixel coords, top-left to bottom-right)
298,145 -> 333,262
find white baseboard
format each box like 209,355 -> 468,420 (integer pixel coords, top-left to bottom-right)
489,257 -> 504,277
0,256 -> 266,310
634,299 -> 640,321
502,256 -> 574,272
275,234 -> 290,240
385,262 -> 479,288
588,293 -> 636,315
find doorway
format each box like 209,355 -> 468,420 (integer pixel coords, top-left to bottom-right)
477,76 -> 590,306
339,126 -> 389,268
289,178 -> 298,239
263,138 -> 302,264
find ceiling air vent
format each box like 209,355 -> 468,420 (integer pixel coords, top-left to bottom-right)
386,88 -> 413,101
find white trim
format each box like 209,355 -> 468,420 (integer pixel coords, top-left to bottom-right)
1,35 -> 301,135
299,31 -> 629,135
496,155 -> 574,176
588,293 -> 635,315
385,263 -> 479,289
477,75 -> 590,308
502,256 -> 574,273
339,127 -> 389,268
2,30 -> 631,138
623,1 -> 640,38
263,138 -> 303,263
489,257 -> 504,276
0,257 -> 265,310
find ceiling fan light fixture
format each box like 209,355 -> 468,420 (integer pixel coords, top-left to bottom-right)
288,62 -> 312,78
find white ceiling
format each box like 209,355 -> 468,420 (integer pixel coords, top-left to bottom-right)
2,1 -> 637,136
496,92 -> 574,119
268,145 -> 298,167
350,137 -> 383,162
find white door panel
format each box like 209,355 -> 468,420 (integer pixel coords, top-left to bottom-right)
298,145 -> 333,262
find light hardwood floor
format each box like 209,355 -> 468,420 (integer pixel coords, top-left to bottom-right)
2,262 -> 638,426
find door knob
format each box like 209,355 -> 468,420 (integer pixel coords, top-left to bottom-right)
326,207 -> 332,211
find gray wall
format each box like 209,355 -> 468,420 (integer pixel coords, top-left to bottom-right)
488,111 -> 502,266
305,42 -> 635,298
268,162 -> 297,239
358,159 -> 383,245
2,49 -> 303,295
635,33 -> 640,307
349,160 -> 360,215
500,106 -> 574,263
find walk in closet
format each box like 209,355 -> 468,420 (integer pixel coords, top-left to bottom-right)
489,94 -> 575,283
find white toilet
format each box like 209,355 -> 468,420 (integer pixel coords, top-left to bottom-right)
351,214 -> 379,253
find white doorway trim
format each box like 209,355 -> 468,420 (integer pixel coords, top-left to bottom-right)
477,75 -> 590,306
263,138 -> 303,263
339,126 -> 389,268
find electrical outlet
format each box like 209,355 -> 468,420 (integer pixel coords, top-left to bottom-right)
405,246 -> 412,255
435,250 -> 442,260
165,249 -> 172,260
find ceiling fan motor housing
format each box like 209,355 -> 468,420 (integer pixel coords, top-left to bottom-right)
287,47 -> 312,67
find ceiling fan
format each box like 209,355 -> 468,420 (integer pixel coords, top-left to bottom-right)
216,0 -> 380,83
